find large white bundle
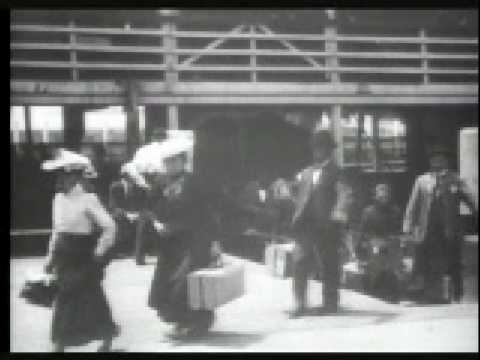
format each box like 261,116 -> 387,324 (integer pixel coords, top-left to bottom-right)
131,135 -> 194,174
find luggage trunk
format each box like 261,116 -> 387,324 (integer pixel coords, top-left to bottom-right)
187,260 -> 245,310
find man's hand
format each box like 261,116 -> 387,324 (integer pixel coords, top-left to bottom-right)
210,240 -> 222,258
126,212 -> 139,222
153,220 -> 167,234
209,241 -> 223,267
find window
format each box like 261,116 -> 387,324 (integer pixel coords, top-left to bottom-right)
11,106 -> 64,144
342,112 -> 375,167
30,106 -> 64,143
84,106 -> 127,143
10,106 -> 26,144
313,111 -> 331,131
83,106 -> 146,164
341,110 -> 407,172
377,116 -> 407,171
83,105 -> 146,144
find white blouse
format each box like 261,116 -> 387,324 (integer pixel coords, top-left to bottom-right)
47,184 -> 116,260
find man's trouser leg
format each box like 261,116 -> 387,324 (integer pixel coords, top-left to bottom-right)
292,238 -> 314,310
422,233 -> 447,302
320,224 -> 341,311
135,210 -> 149,264
448,239 -> 463,301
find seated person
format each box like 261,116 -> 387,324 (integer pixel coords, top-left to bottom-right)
358,183 -> 403,302
266,177 -> 295,242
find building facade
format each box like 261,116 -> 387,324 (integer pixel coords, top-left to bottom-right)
10,9 -> 478,234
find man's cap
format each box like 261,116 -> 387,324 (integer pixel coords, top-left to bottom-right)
310,129 -> 336,150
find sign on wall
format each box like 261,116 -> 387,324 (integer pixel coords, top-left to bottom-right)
459,127 -> 478,215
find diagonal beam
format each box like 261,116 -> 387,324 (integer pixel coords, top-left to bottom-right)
257,24 -> 322,68
181,24 -> 246,66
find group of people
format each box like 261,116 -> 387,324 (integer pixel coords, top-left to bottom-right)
41,127 -> 222,352
38,125 -> 477,352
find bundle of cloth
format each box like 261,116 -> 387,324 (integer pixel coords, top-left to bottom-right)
122,133 -> 194,189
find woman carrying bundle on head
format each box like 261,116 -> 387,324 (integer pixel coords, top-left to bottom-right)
144,134 -> 222,339
42,149 -> 119,352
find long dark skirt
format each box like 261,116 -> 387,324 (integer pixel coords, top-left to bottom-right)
148,232 -> 213,329
51,233 -> 118,346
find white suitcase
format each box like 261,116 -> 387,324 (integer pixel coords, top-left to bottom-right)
187,261 -> 245,310
264,243 -> 277,274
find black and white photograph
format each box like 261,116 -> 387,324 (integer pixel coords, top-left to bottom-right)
9,8 -> 478,352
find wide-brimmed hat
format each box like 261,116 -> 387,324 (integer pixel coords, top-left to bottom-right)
41,148 -> 97,178
311,129 -> 337,150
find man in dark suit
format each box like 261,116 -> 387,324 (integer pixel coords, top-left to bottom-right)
290,130 -> 349,317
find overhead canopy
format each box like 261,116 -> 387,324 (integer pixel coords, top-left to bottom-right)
11,9 -> 478,34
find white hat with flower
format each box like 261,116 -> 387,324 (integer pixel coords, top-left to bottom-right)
41,148 -> 97,178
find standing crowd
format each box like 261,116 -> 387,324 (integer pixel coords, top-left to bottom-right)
34,127 -> 476,352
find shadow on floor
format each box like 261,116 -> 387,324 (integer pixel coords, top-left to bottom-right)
284,307 -> 400,325
169,330 -> 265,349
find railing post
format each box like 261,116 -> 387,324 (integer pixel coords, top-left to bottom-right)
24,105 -> 33,151
68,20 -> 79,81
325,25 -> 338,83
330,104 -> 344,168
250,25 -> 257,82
163,21 -> 178,91
419,28 -> 429,84
167,104 -> 179,130
163,21 -> 179,130
126,80 -> 140,157
372,116 -> 380,171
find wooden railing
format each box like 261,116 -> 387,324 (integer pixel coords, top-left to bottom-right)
11,23 -> 478,83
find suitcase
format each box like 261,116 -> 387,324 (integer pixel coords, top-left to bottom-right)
264,242 -> 295,278
20,271 -> 57,308
187,261 -> 245,310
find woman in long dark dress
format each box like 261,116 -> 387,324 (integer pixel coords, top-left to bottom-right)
147,151 -> 221,339
43,150 -> 119,352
